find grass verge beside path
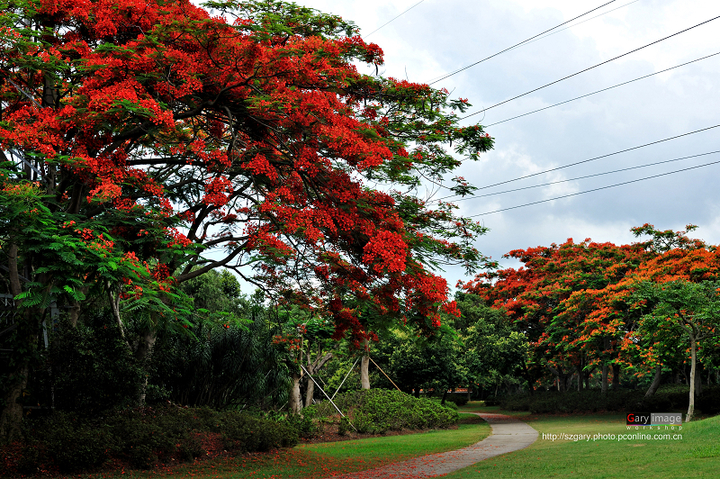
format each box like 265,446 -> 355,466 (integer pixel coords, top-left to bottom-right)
448,403 -> 720,479
76,414 -> 490,479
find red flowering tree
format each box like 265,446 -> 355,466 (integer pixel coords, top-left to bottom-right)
0,0 -> 493,440
464,224 -> 719,399
463,239 -> 646,392
581,225 -> 717,395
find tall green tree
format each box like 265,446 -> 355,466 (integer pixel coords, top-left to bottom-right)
633,280 -> 720,421
456,293 -> 528,397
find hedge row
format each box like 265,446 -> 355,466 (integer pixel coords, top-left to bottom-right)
498,385 -> 720,414
6,405 -> 298,475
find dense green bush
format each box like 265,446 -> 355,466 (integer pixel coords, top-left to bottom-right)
696,386 -> 720,414
309,389 -> 458,434
499,385 -> 720,414
219,411 -> 298,452
20,412 -> 110,473
445,394 -> 469,407
106,406 -> 208,469
8,405 -> 299,475
281,409 -> 319,439
40,314 -> 144,414
501,389 -> 639,413
148,302 -> 290,410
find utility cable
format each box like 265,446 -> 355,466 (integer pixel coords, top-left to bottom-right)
449,149 -> 720,202
429,0 -> 619,85
485,50 -> 720,127
468,157 -> 720,217
462,14 -> 720,119
364,0 -> 426,38
511,0 -> 641,51
470,123 -> 720,192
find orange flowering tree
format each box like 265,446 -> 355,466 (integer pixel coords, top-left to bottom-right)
0,0 -> 494,439
465,224 -> 720,399
463,239 -> 646,391
582,226 -> 719,395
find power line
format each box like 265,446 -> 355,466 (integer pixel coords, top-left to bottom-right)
469,157 -> 720,217
364,0 -> 426,38
471,123 -> 720,192
485,50 -> 720,127
511,0 -> 641,50
462,14 -> 720,119
428,0 -> 620,85
449,150 -> 720,202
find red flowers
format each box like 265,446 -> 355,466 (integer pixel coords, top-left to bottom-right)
363,230 -> 407,273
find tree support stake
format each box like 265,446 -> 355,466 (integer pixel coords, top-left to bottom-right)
301,364 -> 357,432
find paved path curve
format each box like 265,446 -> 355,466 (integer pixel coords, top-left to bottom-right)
328,413 -> 538,478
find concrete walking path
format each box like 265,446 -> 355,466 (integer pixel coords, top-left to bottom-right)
329,413 -> 538,478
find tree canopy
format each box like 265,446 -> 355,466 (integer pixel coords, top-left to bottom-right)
463,224 -> 720,408
0,0 -> 493,338
0,0 -> 494,440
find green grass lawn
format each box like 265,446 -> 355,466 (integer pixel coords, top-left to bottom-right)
445,403 -> 720,479
78,414 -> 490,479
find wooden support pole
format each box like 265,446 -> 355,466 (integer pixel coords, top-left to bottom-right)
301,365 -> 357,432
369,357 -> 402,392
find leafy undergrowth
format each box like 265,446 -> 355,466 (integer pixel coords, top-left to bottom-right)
47,418 -> 491,479
307,388 -> 460,434
1,405 -> 298,477
1,390 -> 465,477
496,385 -> 720,415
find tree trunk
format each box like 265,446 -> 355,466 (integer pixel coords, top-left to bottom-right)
0,365 -> 28,444
68,302 -> 81,328
290,372 -> 302,413
584,368 -> 592,390
687,334 -> 697,422
577,369 -> 581,392
601,364 -> 608,395
645,364 -> 663,397
303,349 -> 332,408
360,339 -> 370,390
612,363 -> 620,390
0,244 -> 34,443
304,377 -> 315,408
134,328 -> 157,406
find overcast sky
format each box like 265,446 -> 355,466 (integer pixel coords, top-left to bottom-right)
289,0 -> 720,288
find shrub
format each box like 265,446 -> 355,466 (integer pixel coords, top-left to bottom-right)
697,386 -> 720,415
21,412 -> 110,473
445,394 -> 469,407
502,390 -> 643,414
43,315 -> 143,414
309,389 -> 458,434
8,404 -> 299,475
497,385 -> 716,414
283,410 -> 319,439
219,411 -> 298,452
107,408 -> 188,469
